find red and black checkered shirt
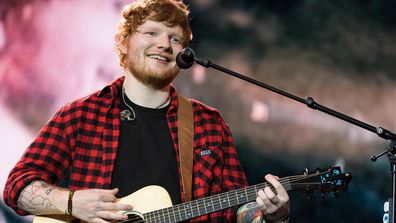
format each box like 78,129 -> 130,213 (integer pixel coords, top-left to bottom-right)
3,77 -> 248,222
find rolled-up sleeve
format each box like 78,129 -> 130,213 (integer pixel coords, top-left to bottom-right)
3,107 -> 71,215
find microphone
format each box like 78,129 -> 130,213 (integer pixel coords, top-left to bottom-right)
176,47 -> 195,69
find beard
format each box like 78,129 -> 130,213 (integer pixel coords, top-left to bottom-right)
127,56 -> 180,89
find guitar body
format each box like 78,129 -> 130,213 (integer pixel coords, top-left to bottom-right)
33,185 -> 173,223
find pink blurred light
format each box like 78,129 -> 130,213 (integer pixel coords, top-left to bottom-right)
192,65 -> 206,84
0,103 -> 33,193
0,22 -> 4,49
250,100 -> 270,123
0,0 -> 128,197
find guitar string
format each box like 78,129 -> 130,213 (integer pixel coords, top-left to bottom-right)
117,172 -> 338,223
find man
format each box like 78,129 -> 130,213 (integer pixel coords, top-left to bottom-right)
3,0 -> 290,222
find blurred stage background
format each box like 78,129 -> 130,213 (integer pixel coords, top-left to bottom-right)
0,0 -> 395,222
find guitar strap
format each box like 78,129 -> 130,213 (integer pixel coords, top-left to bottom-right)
177,95 -> 194,202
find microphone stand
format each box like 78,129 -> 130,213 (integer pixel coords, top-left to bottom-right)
180,48 -> 396,222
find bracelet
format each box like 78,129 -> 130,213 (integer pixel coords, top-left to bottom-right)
66,190 -> 75,216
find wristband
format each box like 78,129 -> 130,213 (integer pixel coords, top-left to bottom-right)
66,190 -> 75,216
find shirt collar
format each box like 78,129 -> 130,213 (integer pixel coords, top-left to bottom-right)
97,76 -> 125,98
97,76 -> 180,113
168,85 -> 179,113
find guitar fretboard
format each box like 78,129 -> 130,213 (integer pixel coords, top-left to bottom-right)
142,177 -> 292,223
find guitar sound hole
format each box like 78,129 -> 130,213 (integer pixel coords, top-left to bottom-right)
122,213 -> 144,223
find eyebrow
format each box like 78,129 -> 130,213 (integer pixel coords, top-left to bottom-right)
139,26 -> 184,39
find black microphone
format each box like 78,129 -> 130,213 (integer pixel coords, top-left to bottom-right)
176,47 -> 195,69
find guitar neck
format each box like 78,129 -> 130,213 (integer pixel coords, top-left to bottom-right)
142,177 -> 292,223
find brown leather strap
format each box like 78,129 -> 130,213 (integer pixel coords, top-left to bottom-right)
177,95 -> 194,201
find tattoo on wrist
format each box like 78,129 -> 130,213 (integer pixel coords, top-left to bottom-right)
237,202 -> 264,223
18,181 -> 57,213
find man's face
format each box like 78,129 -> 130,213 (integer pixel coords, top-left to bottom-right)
125,20 -> 185,89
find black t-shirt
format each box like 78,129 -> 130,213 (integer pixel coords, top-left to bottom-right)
111,93 -> 181,205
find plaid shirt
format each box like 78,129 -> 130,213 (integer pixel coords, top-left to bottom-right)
3,77 -> 248,222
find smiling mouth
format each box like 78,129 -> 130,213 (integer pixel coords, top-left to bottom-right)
147,54 -> 171,63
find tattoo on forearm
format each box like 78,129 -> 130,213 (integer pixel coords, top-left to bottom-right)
17,181 -> 57,214
237,202 -> 263,223
40,181 -> 54,195
31,185 -> 40,195
45,187 -> 53,195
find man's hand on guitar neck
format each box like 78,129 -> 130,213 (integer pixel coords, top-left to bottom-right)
257,174 -> 290,223
17,180 -> 133,223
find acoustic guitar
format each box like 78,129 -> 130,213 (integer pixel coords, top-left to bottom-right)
33,166 -> 351,223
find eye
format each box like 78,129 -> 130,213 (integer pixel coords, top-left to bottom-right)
170,36 -> 182,44
145,31 -> 157,37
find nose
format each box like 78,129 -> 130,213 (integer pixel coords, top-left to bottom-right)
155,33 -> 172,53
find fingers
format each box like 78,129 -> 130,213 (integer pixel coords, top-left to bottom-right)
101,189 -> 118,202
265,174 -> 279,180
255,175 -> 291,222
94,189 -> 133,215
97,210 -> 129,221
100,202 -> 133,212
73,188 -> 133,223
257,188 -> 281,214
257,187 -> 278,204
85,201 -> 131,222
91,188 -> 118,202
263,186 -> 279,204
264,174 -> 289,202
256,194 -> 266,211
256,174 -> 290,215
110,188 -> 119,195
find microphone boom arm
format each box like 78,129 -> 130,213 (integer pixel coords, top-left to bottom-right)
192,52 -> 396,141
177,47 -> 396,223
